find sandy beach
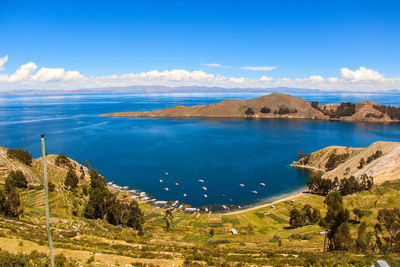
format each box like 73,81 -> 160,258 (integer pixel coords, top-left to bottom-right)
223,189 -> 306,215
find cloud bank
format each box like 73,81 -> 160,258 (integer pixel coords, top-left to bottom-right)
0,56 -> 399,91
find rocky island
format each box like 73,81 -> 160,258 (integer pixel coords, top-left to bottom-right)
102,93 -> 400,122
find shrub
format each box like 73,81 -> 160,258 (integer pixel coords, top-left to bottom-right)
87,255 -> 95,264
260,107 -> 271,113
64,169 -> 78,190
0,251 -> 27,266
325,152 -> 349,171
6,170 -> 28,188
245,107 -> 254,116
311,101 -> 319,110
7,148 -> 32,166
373,104 -> 400,120
55,155 -> 72,168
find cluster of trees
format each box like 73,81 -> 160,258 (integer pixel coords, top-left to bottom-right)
245,107 -> 254,117
260,107 -> 271,114
307,172 -> 373,196
374,208 -> 400,252
84,169 -> 144,233
55,154 -> 73,169
289,191 -> 400,253
7,148 -> 32,166
244,106 -> 298,116
339,175 -> 374,196
358,150 -> 383,169
373,104 -> 400,120
365,112 -> 384,119
60,155 -> 86,190
289,204 -> 321,228
317,102 -> 356,118
311,101 -> 319,110
325,152 -> 349,171
0,171 -> 27,217
321,191 -> 352,250
273,106 -> 298,115
64,169 -> 79,190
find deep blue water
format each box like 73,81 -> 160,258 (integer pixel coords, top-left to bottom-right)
1,92 -> 400,208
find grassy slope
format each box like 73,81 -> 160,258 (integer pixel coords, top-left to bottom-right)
0,180 -> 399,266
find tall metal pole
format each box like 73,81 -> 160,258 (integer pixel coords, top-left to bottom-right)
41,134 -> 54,267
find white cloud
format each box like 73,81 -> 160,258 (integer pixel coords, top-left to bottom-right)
31,67 -> 84,82
0,60 -> 399,91
200,63 -> 221,68
0,55 -> 8,70
8,62 -> 37,82
308,75 -> 325,83
327,77 -> 339,83
241,66 -> 276,71
259,76 -> 274,82
340,66 -> 384,82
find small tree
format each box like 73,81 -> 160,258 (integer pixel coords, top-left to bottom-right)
289,208 -> 306,228
245,107 -> 254,117
376,208 -> 400,251
334,223 -> 353,250
55,155 -> 72,168
311,101 -> 319,110
85,160 -> 92,170
7,148 -> 32,166
7,170 -> 28,189
321,191 -> 350,251
356,221 -> 371,252
2,182 -> 22,217
210,229 -> 215,237
64,169 -> 79,190
247,223 -> 254,235
358,158 -> 365,169
260,107 -> 271,114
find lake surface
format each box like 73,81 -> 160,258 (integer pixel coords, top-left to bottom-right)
1,92 -> 400,208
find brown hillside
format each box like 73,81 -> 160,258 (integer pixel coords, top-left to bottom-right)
0,147 -> 90,187
102,93 -> 326,119
102,93 -> 399,122
292,141 -> 400,184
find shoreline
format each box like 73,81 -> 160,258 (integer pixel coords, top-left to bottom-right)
222,187 -> 307,215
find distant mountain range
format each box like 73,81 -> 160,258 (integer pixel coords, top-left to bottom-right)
1,85 -> 399,95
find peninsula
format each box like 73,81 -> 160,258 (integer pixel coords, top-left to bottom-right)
102,93 -> 400,122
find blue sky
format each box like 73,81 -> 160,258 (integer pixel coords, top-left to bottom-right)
0,0 -> 399,90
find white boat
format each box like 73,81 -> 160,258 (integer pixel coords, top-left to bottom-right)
260,183 -> 266,187
252,191 -> 258,194
159,179 -> 163,183
183,193 -> 187,198
239,184 -> 245,187
175,183 -> 179,186
198,179 -> 204,183
165,172 -> 168,175
203,194 -> 208,198
164,187 -> 169,192
202,187 -> 207,191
